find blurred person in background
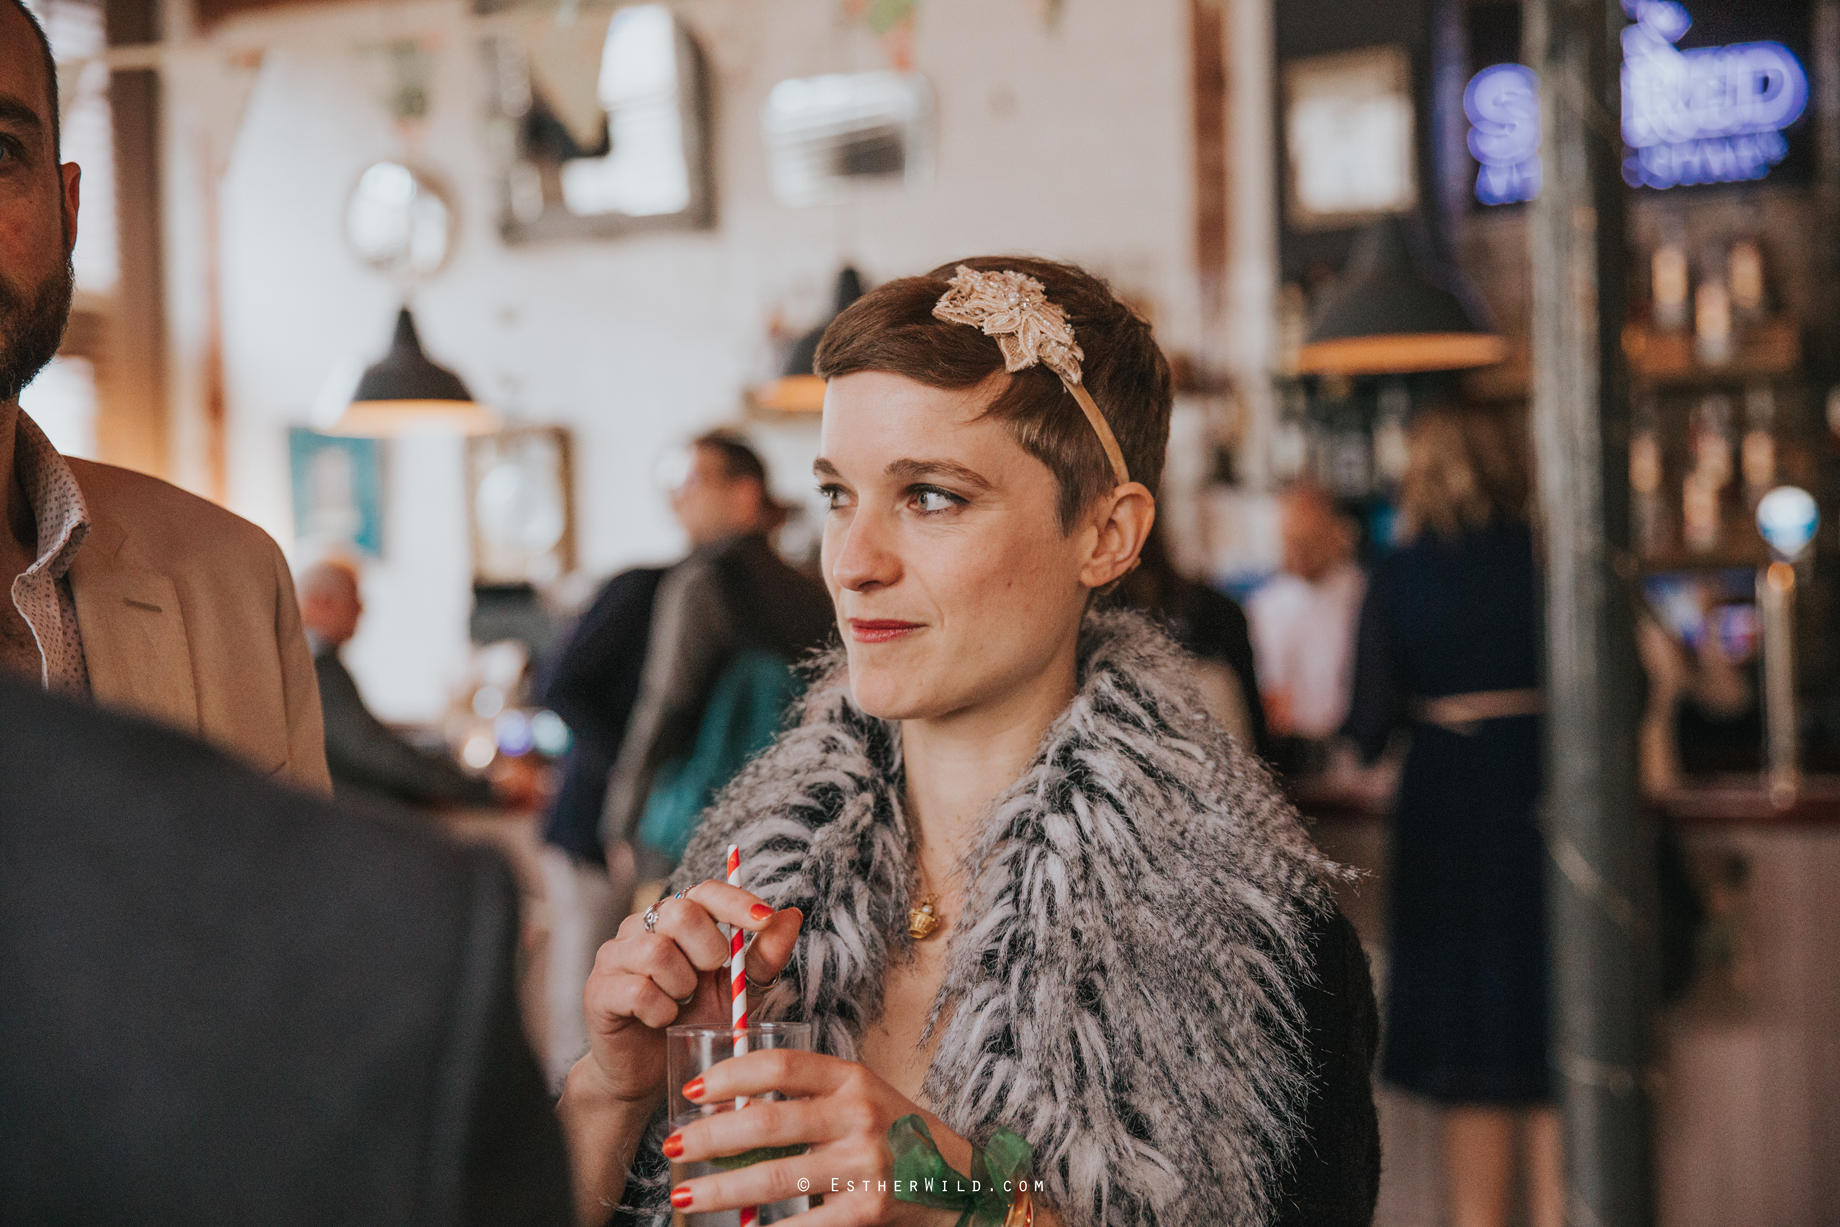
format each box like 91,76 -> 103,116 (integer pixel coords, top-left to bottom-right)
1246,483 -> 1364,771
1636,596 -> 1756,793
1115,526 -> 1270,760
1342,402 -> 1555,1227
0,2 -> 327,790
536,432 -> 829,1087
529,563 -> 666,1090
600,431 -> 833,906
300,557 -> 518,810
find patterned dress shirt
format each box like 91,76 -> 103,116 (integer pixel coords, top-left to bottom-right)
8,408 -> 91,695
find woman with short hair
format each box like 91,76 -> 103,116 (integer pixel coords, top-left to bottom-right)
560,258 -> 1379,1227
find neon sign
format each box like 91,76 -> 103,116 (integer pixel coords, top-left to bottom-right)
1466,64 -> 1540,205
1465,0 -> 1808,203
1621,0 -> 1807,188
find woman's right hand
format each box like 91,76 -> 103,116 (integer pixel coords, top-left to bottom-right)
578,879 -> 805,1107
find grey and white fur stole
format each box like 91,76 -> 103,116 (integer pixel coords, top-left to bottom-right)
628,608 -> 1345,1227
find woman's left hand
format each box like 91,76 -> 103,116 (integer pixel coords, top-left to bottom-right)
663,1050 -> 971,1227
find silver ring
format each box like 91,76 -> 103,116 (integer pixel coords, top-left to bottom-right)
745,971 -> 783,992
643,902 -> 662,933
675,991 -> 696,1007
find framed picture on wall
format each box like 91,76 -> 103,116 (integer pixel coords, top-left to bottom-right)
480,2 -> 714,244
1282,45 -> 1418,231
289,428 -> 385,556
467,425 -> 576,585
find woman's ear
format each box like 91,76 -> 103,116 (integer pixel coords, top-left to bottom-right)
1078,482 -> 1156,591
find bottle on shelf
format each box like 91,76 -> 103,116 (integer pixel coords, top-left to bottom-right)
1728,239 -> 1766,323
1631,395 -> 1666,557
1683,394 -> 1734,553
1740,384 -> 1776,509
1694,275 -> 1733,366
1652,241 -> 1689,332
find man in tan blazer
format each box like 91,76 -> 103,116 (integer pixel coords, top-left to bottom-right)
1,0 -> 329,791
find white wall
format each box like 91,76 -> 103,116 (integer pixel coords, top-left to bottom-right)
197,0 -> 1200,720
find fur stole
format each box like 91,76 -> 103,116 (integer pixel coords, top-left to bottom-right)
654,609 -> 1344,1227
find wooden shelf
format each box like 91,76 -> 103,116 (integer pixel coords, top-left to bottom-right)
1456,318 -> 1803,401
1640,544 -> 1768,573
1624,317 -> 1801,387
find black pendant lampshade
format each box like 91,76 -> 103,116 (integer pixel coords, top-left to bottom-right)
1297,217 -> 1506,376
783,266 -> 866,378
754,266 -> 867,414
330,307 -> 497,436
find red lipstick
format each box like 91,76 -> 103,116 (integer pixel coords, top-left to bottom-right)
849,619 -> 923,644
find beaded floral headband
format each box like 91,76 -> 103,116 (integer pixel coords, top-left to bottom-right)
931,265 -> 1131,486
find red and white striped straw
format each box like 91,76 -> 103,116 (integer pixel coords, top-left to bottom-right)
727,844 -> 750,1047
726,844 -> 759,1227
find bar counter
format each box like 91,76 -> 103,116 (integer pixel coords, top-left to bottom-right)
1292,775 -> 1840,1227
1294,772 -> 1840,824
1652,775 -> 1840,826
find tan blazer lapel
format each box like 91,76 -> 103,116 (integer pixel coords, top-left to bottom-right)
67,514 -> 201,736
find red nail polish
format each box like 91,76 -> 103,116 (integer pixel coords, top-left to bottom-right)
750,903 -> 774,922
662,1133 -> 684,1159
683,1077 -> 704,1101
671,1187 -> 694,1210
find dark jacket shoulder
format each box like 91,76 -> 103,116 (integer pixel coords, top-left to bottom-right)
704,534 -> 834,661
1274,903 -> 1381,1227
539,566 -> 671,747
0,679 -> 569,1226
313,650 -> 494,808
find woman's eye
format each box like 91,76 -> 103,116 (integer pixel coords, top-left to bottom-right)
913,488 -> 960,514
818,484 -> 852,511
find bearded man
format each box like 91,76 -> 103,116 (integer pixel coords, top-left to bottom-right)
1,0 -> 328,790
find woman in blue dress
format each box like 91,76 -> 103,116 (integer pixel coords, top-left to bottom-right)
1343,402 -> 1558,1227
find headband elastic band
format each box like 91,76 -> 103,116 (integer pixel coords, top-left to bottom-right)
931,266 -> 1131,487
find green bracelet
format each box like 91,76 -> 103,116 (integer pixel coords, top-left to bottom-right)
886,1116 -> 1034,1227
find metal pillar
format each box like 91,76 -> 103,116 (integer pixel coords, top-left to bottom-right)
1524,0 -> 1654,1223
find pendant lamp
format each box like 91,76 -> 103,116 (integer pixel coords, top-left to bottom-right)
328,308 -> 498,436
1296,217 -> 1506,376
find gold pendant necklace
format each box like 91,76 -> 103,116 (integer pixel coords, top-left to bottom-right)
909,843 -> 952,940
908,894 -> 942,941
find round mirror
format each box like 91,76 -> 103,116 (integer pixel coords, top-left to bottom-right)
345,161 -> 455,281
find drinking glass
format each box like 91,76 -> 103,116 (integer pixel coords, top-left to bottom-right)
665,1022 -> 813,1227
